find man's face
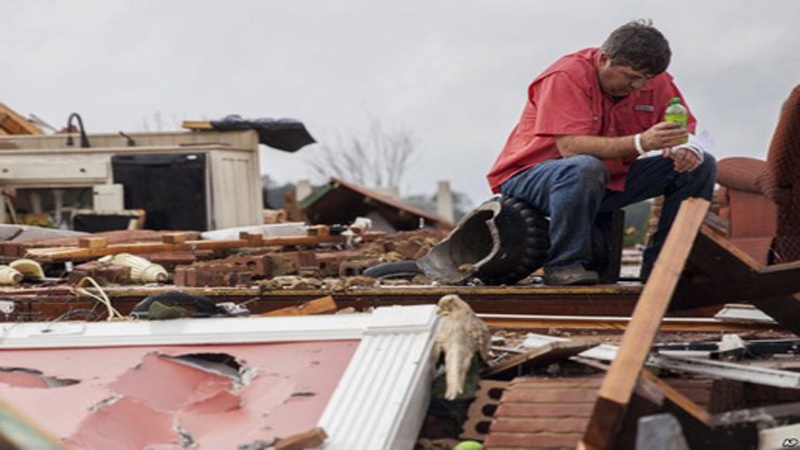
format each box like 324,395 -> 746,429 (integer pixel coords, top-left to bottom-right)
596,52 -> 654,97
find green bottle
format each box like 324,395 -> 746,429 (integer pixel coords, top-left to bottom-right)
664,97 -> 688,144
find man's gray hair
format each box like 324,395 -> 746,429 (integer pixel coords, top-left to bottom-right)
600,19 -> 671,75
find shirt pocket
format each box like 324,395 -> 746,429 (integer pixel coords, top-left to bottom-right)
632,91 -> 658,131
633,107 -> 657,131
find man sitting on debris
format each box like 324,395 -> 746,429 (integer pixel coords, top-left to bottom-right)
486,19 -> 716,286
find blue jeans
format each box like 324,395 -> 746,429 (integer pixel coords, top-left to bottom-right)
499,153 -> 717,278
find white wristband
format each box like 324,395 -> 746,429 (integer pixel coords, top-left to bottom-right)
634,133 -> 645,155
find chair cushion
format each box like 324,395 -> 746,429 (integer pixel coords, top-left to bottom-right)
717,157 -> 767,194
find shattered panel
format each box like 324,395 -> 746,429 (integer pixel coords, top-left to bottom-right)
0,341 -> 358,448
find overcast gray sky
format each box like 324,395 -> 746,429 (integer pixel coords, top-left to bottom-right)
5,1 -> 799,208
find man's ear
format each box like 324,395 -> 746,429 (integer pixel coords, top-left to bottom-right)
597,51 -> 611,69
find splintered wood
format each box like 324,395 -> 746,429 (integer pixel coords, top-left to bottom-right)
20,227 -> 344,262
580,198 -> 710,450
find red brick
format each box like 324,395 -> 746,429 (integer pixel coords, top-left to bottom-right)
220,254 -> 271,277
2,242 -> 26,257
338,259 -> 380,277
267,253 -> 299,276
68,262 -> 131,285
314,250 -> 367,277
141,251 -> 197,271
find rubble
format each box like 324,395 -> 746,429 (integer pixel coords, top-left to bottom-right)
1,210 -> 798,449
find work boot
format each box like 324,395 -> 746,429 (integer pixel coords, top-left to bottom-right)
542,267 -> 600,286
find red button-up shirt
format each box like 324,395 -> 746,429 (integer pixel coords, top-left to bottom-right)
487,48 -> 696,193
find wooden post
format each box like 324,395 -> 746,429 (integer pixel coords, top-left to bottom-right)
580,198 -> 710,449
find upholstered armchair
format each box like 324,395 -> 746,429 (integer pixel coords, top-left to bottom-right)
716,85 -> 800,264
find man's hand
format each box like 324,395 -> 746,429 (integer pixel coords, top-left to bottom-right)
640,121 -> 689,151
663,147 -> 702,172
553,121 -> 692,160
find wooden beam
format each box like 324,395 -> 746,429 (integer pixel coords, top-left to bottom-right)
181,120 -> 214,130
580,198 -> 710,450
263,295 -> 337,317
23,228 -> 346,262
672,224 -> 800,335
0,103 -> 44,135
672,225 -> 800,305
747,293 -> 800,336
639,369 -> 711,425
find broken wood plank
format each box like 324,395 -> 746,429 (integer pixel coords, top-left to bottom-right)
25,242 -> 176,260
576,354 -> 714,449
571,356 -> 712,427
673,225 -> 800,305
581,198 -> 710,450
78,237 -> 109,249
672,224 -> 800,335
748,294 -> 800,336
639,369 -> 712,425
162,232 -> 191,244
572,354 -> 712,426
24,227 -> 346,262
263,295 -> 337,317
274,426 -> 327,450
0,103 -> 44,135
181,120 -> 214,130
483,340 -> 593,378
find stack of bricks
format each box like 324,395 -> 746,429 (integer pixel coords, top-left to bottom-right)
174,254 -> 272,288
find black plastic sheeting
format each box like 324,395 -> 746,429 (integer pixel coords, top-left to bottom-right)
209,115 -> 316,152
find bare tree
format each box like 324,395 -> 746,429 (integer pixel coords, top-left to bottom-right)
308,118 -> 417,188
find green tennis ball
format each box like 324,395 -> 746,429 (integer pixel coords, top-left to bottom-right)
454,441 -> 484,450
